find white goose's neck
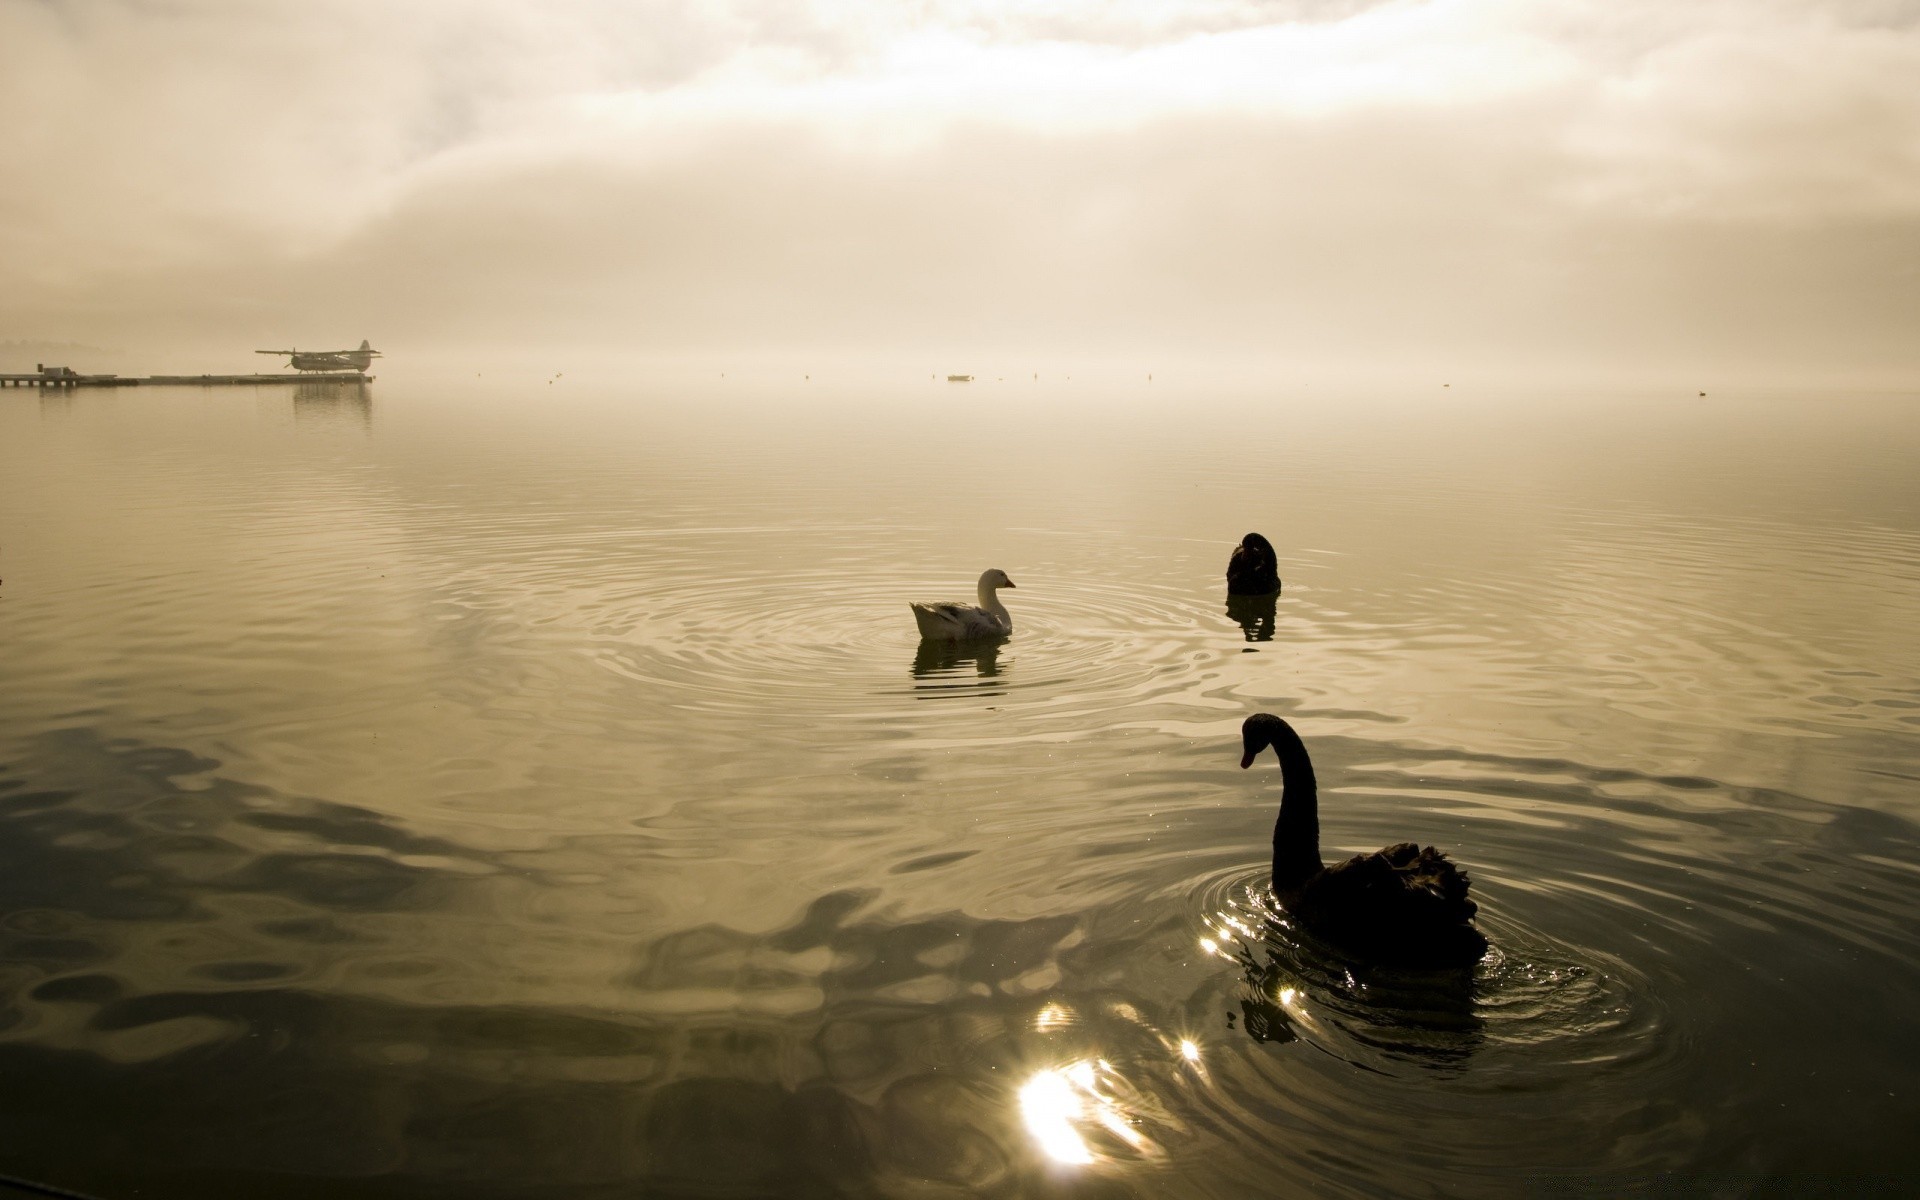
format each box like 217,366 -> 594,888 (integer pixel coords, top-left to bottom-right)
976,581 -> 1010,627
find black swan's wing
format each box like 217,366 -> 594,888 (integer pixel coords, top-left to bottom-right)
1378,841 -> 1476,913
1300,843 -> 1486,966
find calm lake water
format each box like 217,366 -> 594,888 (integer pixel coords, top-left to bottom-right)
1,374 -> 1917,1197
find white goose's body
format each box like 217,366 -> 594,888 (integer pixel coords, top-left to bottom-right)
911,569 -> 1016,641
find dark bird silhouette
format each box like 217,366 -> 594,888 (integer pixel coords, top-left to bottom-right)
1226,532 -> 1281,596
1239,713 -> 1487,967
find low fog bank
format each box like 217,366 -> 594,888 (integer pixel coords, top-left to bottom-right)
6,339 -> 1912,398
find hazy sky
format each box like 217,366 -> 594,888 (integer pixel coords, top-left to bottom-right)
4,0 -> 1917,382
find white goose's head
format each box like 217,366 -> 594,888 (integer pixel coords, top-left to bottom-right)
978,568 -> 1016,592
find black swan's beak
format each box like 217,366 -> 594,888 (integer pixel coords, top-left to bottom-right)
1240,713 -> 1280,769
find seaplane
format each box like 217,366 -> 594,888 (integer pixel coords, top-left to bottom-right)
255,340 -> 381,373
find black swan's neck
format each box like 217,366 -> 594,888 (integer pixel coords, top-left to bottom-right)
1268,725 -> 1323,891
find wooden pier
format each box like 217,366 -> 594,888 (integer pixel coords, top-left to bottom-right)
1,366 -> 371,388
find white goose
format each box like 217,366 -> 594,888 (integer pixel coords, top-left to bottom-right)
910,569 -> 1017,641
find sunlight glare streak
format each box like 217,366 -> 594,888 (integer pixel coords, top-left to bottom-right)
1097,1105 -> 1149,1150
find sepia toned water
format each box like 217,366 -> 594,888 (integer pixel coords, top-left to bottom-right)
0,374 -> 1916,1197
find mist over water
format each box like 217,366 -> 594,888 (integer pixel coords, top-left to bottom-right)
1,376 -> 1918,1196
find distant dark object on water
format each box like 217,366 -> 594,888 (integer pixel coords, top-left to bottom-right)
1240,713 -> 1488,967
1226,532 -> 1281,596
1699,391 -> 1707,397
947,374 -> 973,382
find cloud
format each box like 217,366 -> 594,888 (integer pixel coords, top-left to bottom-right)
3,0 -> 1916,381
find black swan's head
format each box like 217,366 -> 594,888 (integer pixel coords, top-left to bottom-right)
1239,533 -> 1275,561
1240,712 -> 1294,769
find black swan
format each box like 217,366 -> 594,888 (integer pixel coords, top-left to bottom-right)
1240,713 -> 1487,967
1226,533 -> 1281,596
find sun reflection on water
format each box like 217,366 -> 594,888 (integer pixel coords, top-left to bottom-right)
1019,1067 -> 1098,1165
1018,1059 -> 1156,1165
1017,996 -> 1213,1166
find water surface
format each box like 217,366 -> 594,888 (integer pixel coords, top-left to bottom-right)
1,375 -> 1917,1196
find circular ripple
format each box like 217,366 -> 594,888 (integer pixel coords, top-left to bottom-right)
1162,866 -> 1692,1186
492,530 -> 1242,737
1188,868 -> 1665,1079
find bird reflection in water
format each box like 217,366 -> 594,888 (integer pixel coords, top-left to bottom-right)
1205,900 -> 1484,1066
910,635 -> 1006,687
293,379 -> 371,430
1225,592 -> 1278,643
